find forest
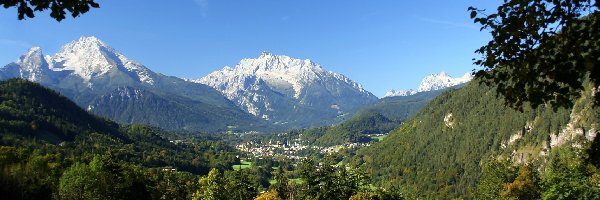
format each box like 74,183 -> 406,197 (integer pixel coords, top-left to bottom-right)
0,79 -> 403,200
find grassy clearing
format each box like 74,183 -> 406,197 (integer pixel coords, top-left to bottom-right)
371,135 -> 387,142
232,161 -> 252,171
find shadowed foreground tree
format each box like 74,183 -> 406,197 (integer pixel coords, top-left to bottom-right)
469,0 -> 599,110
0,0 -> 99,21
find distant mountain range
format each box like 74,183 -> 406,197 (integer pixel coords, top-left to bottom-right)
0,36 -> 471,132
360,86 -> 458,123
385,72 -> 473,97
0,37 -> 392,131
0,37 -> 261,132
196,52 -> 379,128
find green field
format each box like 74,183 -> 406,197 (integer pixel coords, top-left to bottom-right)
371,135 -> 387,142
232,161 -> 252,171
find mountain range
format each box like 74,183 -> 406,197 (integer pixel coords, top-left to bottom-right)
196,52 -> 378,128
0,36 -> 470,132
385,71 -> 473,97
0,37 -> 406,131
0,37 -> 261,132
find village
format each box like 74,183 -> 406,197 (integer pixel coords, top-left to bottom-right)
234,135 -> 374,161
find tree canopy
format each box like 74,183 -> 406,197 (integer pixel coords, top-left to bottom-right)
470,0 -> 599,110
0,0 -> 99,21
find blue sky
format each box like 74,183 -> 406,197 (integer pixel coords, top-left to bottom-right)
0,0 -> 501,97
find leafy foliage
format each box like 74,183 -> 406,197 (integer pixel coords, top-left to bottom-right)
253,191 -> 282,200
0,0 -> 99,21
500,164 -> 540,199
470,0 -> 600,110
477,146 -> 600,199
58,155 -> 152,200
192,168 -> 226,200
477,160 -> 517,199
540,146 -> 600,199
296,159 -> 366,200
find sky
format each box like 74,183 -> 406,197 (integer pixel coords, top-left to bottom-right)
0,0 -> 502,97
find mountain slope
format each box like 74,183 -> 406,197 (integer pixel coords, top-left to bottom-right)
197,52 -> 378,128
0,37 -> 262,132
0,79 -> 237,173
352,80 -> 599,199
90,86 -> 265,131
358,87 -> 453,123
300,86 -> 459,147
0,78 -> 121,142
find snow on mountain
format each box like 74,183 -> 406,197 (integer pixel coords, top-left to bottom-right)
1,36 -> 157,87
48,36 -> 156,85
385,72 -> 473,97
417,72 -> 472,92
196,52 -> 378,126
199,52 -> 370,98
384,89 -> 417,97
0,47 -> 50,82
0,36 -> 261,132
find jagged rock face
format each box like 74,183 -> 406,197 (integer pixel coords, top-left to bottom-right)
385,72 -> 473,97
197,52 -> 378,127
0,37 -> 260,132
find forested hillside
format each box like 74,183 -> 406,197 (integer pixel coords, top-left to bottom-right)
359,86 -> 455,122
0,79 -> 406,200
0,79 -> 240,199
352,80 -> 600,199
277,111 -> 397,147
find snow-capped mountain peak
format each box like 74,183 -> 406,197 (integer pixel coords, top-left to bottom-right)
200,52 -> 337,99
11,46 -> 49,82
385,71 -> 473,97
1,36 -> 261,132
50,36 -> 121,80
417,72 -> 472,92
197,52 -> 377,126
17,47 -> 44,66
385,89 -> 417,97
43,36 -> 155,85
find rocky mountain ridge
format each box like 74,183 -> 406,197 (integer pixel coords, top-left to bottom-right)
196,52 -> 378,128
0,36 -> 261,132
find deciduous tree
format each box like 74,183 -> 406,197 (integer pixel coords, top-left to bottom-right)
470,0 -> 599,110
0,0 -> 99,21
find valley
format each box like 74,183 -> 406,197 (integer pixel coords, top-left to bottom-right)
1,35 -> 599,199
0,1 -> 599,199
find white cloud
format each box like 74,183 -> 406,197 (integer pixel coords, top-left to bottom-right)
194,0 -> 209,17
